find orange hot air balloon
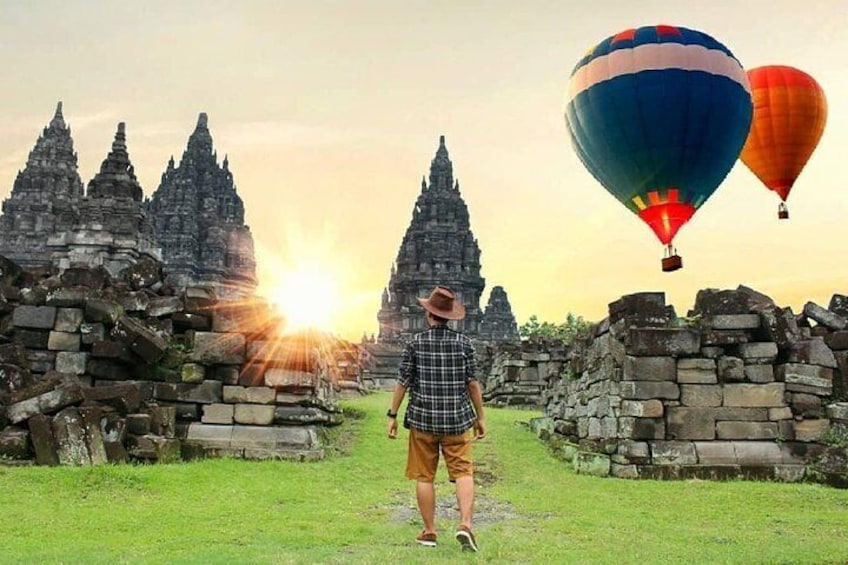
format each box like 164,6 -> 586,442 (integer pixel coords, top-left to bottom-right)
740,65 -> 827,219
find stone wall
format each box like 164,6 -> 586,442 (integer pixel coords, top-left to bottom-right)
483,340 -> 565,407
533,287 -> 847,483
0,258 -> 343,466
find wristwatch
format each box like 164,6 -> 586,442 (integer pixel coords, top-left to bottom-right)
386,410 -> 398,419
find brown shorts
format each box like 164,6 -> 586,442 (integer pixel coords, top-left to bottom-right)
406,428 -> 473,483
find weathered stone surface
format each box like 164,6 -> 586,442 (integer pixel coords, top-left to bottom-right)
626,328 -> 700,356
90,340 -> 133,361
623,356 -> 676,381
803,301 -> 847,330
574,451 -> 610,476
84,299 -> 123,325
716,421 -> 778,440
121,258 -> 162,290
12,306 -> 57,329
55,308 -> 84,332
146,297 -> 184,318
201,403 -> 234,424
52,407 -> 91,465
619,417 -> 665,440
769,407 -> 794,421
824,331 -> 848,350
127,434 -> 180,462
620,380 -> 679,400
667,407 -> 716,440
213,366 -> 240,385
80,322 -> 105,345
677,358 -> 717,384
789,393 -> 824,418
55,351 -> 88,374
759,306 -> 801,349
180,363 -> 206,383
723,383 -> 785,407
694,441 -> 737,465
47,331 -> 80,352
5,377 -> 84,423
222,385 -> 276,405
744,364 -> 774,384
153,381 -> 222,404
148,404 -> 176,438
28,414 -> 60,466
233,404 -> 275,425
704,314 -> 761,330
701,330 -> 750,346
0,363 -> 35,399
273,406 -> 339,425
189,332 -> 245,365
828,402 -> 848,421
794,419 -> 829,442
87,359 -> 133,381
738,342 -> 778,364
0,343 -> 28,366
733,441 -> 783,465
45,287 -> 90,308
680,385 -> 722,407
126,414 -> 152,435
691,287 -> 774,316
60,267 -> 109,289
619,399 -> 663,418
717,356 -> 744,382
183,287 -> 217,314
172,312 -> 211,332
0,426 -> 30,459
713,407 -> 769,421
265,369 -> 315,390
78,406 -> 108,465
650,441 -> 697,465
82,383 -> 141,414
112,316 -> 167,364
118,291 -> 150,313
787,338 -> 838,369
775,364 -> 833,396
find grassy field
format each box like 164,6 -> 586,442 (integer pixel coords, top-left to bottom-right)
1,392 -> 847,564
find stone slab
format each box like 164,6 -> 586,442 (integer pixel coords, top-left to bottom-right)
55,308 -> 84,333
626,328 -> 700,356
47,331 -> 81,352
744,364 -> 774,384
28,413 -> 60,466
694,441 -> 737,465
623,356 -> 676,381
233,404 -> 275,425
667,407 -> 716,440
722,383 -> 785,407
619,399 -> 663,418
222,385 -> 276,405
803,301 -> 847,330
55,352 -> 88,375
5,379 -> 84,424
680,384 -> 722,407
12,306 -> 57,329
650,441 -> 697,465
716,421 -> 778,440
153,381 -> 223,404
190,332 -> 245,365
738,342 -> 778,364
794,419 -> 830,442
202,404 -> 234,424
677,358 -> 717,384
705,314 -> 761,330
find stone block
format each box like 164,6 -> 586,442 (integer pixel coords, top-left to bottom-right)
233,404 -> 275,425
55,308 -> 84,332
5,378 -> 84,424
274,406 -> 339,425
667,407 -> 716,440
87,359 -> 133,381
619,379 -> 679,400
28,413 -> 60,466
714,407 -> 769,421
118,291 -> 150,313
700,346 -> 724,359
172,313 -> 211,333
121,258 -> 162,290
60,266 -> 109,289
733,441 -> 783,465
619,417 -> 665,440
803,301 -> 847,330
183,286 -> 217,314
212,302 -> 274,333
112,316 -> 167,364
80,323 -> 106,345
825,331 -> 848,350
759,306 -> 802,349
794,419 -> 829,442
157,401 -> 199,421
677,358 -> 717,384
127,435 -> 181,462
0,426 -> 31,459
0,363 -> 35,398
154,381 -> 223,404
626,328 -> 700,356
181,363 -> 206,384
79,406 -> 108,465
611,463 -> 639,479
521,352 -> 550,362
789,393 -> 824,418
213,366 -> 240,385
769,407 -> 793,421
190,332 -> 245,365
265,369 -> 315,390
744,364 -> 774,384
616,440 -> 650,462
573,451 -> 610,477
723,383 -> 785,407
90,340 -> 133,361
680,385 -> 722,407
127,414 -> 152,435
705,314 -> 761,330
45,287 -> 90,308
623,356 -> 676,381
775,364 -> 833,396
0,343 -> 29,366
650,441 -> 697,465
52,407 -> 91,465
738,342 -> 778,364
223,385 -> 276,405
47,331 -> 81,352
55,352 -> 88,375
25,350 -> 55,373
84,383 -> 142,414
202,403 -> 234,424
230,424 -> 320,449
12,306 -> 57,329
788,338 -> 837,369
146,297 -> 184,318
716,421 -> 778,440
84,299 -> 123,325
619,399 -> 663,418
701,330 -> 750,346
694,441 -> 737,465
717,356 -> 744,382
13,329 -> 50,349
828,402 -> 848,421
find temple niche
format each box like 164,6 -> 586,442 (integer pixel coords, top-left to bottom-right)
376,136 -> 518,343
49,123 -> 160,275
0,102 -> 84,267
147,113 -> 257,298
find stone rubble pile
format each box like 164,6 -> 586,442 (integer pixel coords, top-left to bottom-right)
530,287 -> 847,484
0,258 -> 343,466
483,340 -> 566,407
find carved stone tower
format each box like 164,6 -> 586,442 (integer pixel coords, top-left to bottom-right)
377,136 -> 486,340
0,102 -> 84,267
50,123 -> 160,275
479,286 -> 520,342
147,113 -> 257,298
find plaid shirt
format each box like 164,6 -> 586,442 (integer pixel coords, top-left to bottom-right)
398,325 -> 478,435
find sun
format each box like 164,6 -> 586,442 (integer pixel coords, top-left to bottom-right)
272,265 -> 340,332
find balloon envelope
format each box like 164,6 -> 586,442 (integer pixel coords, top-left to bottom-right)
565,25 -> 753,245
740,65 -> 827,202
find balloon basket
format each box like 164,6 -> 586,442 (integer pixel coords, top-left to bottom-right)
662,254 -> 682,272
778,203 -> 789,220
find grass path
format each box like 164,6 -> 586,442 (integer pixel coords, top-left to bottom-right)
1,392 -> 847,564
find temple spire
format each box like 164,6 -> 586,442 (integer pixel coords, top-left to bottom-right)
428,134 -> 453,190
50,101 -> 66,129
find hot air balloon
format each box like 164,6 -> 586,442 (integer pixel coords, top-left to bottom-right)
564,25 -> 753,271
739,65 -> 827,219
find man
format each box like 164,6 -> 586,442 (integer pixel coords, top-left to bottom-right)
387,286 -> 486,553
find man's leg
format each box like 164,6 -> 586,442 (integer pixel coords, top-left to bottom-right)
416,481 -> 437,534
455,475 -> 474,529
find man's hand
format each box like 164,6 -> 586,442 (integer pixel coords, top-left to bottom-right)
387,418 -> 398,439
474,418 -> 486,440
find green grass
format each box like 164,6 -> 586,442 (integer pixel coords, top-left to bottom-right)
1,392 -> 847,564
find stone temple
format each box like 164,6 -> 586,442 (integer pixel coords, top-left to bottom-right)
147,113 -> 257,298
376,136 -> 518,342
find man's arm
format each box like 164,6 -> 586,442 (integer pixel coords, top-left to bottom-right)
387,382 -> 406,439
467,379 -> 486,439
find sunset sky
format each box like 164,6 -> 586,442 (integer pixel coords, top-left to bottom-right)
0,1 -> 846,340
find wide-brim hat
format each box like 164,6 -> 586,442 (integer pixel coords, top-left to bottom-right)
417,286 -> 466,320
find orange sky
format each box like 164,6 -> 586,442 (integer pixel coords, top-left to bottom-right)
1,1 -> 846,340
